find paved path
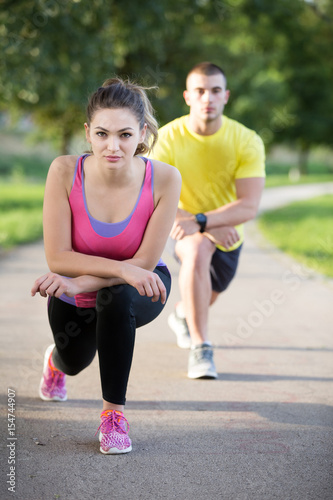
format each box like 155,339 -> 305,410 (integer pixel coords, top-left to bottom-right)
0,184 -> 332,500
258,181 -> 333,213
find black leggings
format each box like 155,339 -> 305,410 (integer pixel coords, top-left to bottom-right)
47,266 -> 171,405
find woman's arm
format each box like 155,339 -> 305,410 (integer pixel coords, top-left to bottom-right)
44,157 -> 180,276
122,160 -> 182,270
42,155 -> 128,280
31,273 -> 124,298
37,157 -> 181,301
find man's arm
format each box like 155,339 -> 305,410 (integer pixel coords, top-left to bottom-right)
170,177 -> 265,244
205,177 -> 265,228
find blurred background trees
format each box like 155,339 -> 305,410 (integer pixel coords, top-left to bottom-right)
1,0 -> 333,171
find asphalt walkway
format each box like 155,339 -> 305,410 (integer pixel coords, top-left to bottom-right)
0,183 -> 333,500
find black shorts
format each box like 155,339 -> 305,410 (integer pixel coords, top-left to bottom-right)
210,244 -> 242,292
167,237 -> 242,293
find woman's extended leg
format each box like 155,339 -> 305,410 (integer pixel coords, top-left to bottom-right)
39,297 -> 97,402
47,297 -> 97,374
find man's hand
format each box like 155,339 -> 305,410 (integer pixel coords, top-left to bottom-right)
169,208 -> 199,240
170,217 -> 199,240
203,226 -> 240,249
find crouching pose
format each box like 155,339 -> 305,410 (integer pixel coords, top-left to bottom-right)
31,78 -> 181,454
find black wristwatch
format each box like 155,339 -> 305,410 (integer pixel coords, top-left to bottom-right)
195,213 -> 207,233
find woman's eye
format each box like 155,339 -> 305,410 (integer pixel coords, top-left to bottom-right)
96,131 -> 106,137
121,133 -> 132,138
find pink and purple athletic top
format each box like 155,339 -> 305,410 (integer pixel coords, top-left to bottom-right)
59,154 -> 166,308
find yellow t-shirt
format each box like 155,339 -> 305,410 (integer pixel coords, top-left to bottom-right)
150,114 -> 265,251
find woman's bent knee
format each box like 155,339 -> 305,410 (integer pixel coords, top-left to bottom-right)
96,285 -> 135,317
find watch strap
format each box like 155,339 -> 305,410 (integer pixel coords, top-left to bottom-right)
195,213 -> 207,233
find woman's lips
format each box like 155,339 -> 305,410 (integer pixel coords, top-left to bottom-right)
106,155 -> 121,162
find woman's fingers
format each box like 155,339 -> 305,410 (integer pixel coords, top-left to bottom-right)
146,276 -> 166,304
31,273 -> 51,296
31,272 -> 66,298
153,276 -> 167,304
133,272 -> 166,304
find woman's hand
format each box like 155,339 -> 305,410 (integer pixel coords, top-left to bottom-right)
121,264 -> 167,304
31,273 -> 83,299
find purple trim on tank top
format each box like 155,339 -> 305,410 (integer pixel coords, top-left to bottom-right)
71,154 -> 84,189
79,155 -> 152,238
58,155 -> 166,306
58,293 -> 77,306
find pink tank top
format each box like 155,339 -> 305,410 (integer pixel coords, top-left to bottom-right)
60,154 -> 165,308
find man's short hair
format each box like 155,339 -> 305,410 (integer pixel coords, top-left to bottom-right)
186,62 -> 227,87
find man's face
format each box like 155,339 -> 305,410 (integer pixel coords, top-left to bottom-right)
183,72 -> 230,123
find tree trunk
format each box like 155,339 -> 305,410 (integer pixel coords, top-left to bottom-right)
61,130 -> 72,155
298,143 -> 310,175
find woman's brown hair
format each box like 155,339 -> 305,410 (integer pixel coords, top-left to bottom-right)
86,77 -> 158,155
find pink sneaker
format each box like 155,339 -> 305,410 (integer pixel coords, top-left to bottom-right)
39,344 -> 67,402
97,410 -> 132,454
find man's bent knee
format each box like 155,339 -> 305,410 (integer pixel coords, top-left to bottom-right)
175,233 -> 215,264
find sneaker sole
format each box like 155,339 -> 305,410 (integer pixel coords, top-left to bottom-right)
99,432 -> 132,454
38,385 -> 68,402
188,370 -> 218,380
39,344 -> 67,402
167,314 -> 191,349
100,445 -> 132,455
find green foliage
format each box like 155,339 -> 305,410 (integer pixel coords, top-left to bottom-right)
0,183 -> 44,249
258,195 -> 333,278
265,160 -> 333,186
0,183 -> 44,210
1,0 -> 333,162
0,208 -> 43,249
0,153 -> 50,180
238,0 -> 333,155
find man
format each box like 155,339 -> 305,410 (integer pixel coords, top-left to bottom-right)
150,62 -> 265,379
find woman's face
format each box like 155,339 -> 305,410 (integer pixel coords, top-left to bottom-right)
84,107 -> 146,169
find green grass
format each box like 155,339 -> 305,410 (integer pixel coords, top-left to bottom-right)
265,161 -> 333,187
0,183 -> 44,249
265,173 -> 333,188
258,195 -> 333,278
0,153 -> 50,181
0,149 -> 332,269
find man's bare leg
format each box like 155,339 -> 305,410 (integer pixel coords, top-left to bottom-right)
210,290 -> 219,306
175,233 -> 216,346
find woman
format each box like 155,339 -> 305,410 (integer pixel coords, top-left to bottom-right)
31,78 -> 181,455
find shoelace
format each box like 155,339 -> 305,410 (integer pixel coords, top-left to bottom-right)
192,346 -> 213,363
95,410 -> 129,436
47,358 -> 65,390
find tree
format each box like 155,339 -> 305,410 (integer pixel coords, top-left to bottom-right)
1,0 -> 114,152
240,0 -> 333,172
1,0 -> 333,167
0,0 -> 207,152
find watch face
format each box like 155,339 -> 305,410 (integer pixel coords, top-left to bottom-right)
195,214 -> 207,233
196,213 -> 206,225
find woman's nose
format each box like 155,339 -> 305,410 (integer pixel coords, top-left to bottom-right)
107,136 -> 119,152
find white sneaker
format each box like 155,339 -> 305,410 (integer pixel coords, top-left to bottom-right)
167,310 -> 191,349
188,344 -> 217,379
